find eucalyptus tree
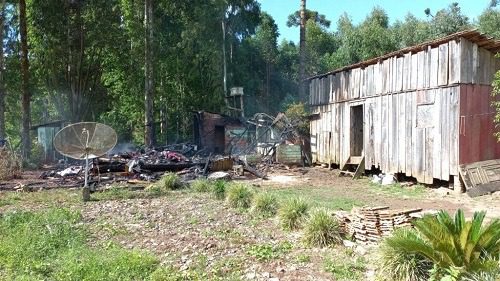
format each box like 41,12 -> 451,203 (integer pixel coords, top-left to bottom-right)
0,0 -> 6,141
19,0 -> 30,158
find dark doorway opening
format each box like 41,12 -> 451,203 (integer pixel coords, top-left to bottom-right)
350,105 -> 364,156
214,125 -> 225,154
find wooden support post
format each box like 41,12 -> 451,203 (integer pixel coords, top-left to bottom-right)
453,175 -> 464,194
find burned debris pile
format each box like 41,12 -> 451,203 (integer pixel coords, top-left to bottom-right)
29,111 -> 307,192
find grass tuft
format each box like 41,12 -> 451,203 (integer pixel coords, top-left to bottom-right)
303,208 -> 342,247
278,197 -> 309,230
252,192 -> 279,217
211,180 -> 227,200
376,228 -> 431,281
226,183 -> 253,209
148,172 -> 183,194
191,178 -> 211,192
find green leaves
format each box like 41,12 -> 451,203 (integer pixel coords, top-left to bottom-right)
380,209 -> 500,281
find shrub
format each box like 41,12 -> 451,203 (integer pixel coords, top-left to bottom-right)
0,148 -> 22,180
379,209 -> 500,280
303,208 -> 342,247
377,228 -> 432,281
278,197 -> 309,230
252,192 -> 279,217
226,183 -> 253,209
148,173 -> 183,194
191,179 -> 211,192
211,180 -> 227,200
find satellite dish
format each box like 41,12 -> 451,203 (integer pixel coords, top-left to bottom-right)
54,122 -> 117,201
54,122 -> 117,160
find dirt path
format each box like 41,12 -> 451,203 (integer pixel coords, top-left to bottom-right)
255,166 -> 500,219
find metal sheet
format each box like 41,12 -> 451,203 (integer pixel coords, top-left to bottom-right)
459,85 -> 500,165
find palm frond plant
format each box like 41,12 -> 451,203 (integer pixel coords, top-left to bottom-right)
378,209 -> 500,280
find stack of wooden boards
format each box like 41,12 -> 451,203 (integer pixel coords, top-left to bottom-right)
334,206 -> 424,244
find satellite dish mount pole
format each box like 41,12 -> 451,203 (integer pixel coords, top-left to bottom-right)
82,128 -> 91,202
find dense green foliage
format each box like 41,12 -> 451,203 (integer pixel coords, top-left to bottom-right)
0,1 -> 499,148
379,209 -> 500,281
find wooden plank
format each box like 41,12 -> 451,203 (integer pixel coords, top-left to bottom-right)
432,88 -> 442,179
449,39 -> 461,84
424,47 -> 431,88
388,94 -> 396,173
366,100 -> 375,168
412,91 -> 421,179
417,51 -> 425,89
429,47 -> 439,88
410,52 -> 418,90
438,43 -> 449,86
441,87 -> 450,180
406,91 -> 413,177
460,38 -> 473,84
391,94 -> 399,173
449,86 -> 459,175
374,95 -> 382,168
471,43 -> 479,84
354,68 -> 360,99
403,53 -> 411,91
480,48 -> 492,85
381,94 -> 389,172
425,126 -> 434,184
375,62 -> 383,95
398,93 -> 406,173
381,59 -> 388,94
396,56 -> 404,92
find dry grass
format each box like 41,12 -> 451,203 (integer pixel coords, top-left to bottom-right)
0,149 -> 22,181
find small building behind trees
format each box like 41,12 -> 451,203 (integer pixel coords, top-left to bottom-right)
307,30 -> 500,188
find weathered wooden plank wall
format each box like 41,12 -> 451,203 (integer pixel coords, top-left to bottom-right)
309,37 -> 500,183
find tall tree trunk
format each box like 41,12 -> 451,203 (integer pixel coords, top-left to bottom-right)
222,19 -> 229,109
19,0 -> 31,159
298,0 -> 306,102
0,0 -> 6,142
266,61 -> 270,112
144,0 -> 155,147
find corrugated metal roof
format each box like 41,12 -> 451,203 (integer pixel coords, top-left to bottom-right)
307,29 -> 500,80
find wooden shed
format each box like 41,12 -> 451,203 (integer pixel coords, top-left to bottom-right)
308,30 -> 500,186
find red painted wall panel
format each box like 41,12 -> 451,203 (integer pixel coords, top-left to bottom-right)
459,85 -> 500,165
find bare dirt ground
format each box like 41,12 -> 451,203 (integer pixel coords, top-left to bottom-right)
259,166 -> 500,219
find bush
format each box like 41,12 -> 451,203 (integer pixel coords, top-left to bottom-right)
226,183 -> 253,209
303,208 -> 342,247
252,192 -> 279,218
0,148 -> 22,180
377,228 -> 432,281
191,179 -> 211,192
378,209 -> 500,280
148,173 -> 183,194
211,180 -> 227,200
278,197 -> 309,230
